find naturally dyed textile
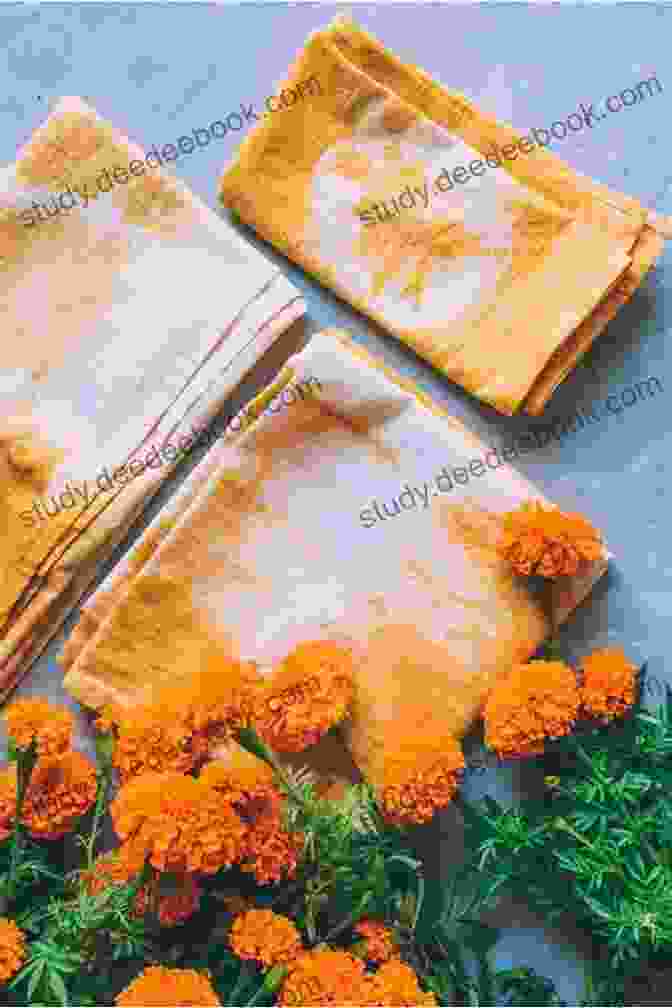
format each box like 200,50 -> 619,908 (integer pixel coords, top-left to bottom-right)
0,96 -> 305,698
62,328 -> 608,796
219,16 -> 667,415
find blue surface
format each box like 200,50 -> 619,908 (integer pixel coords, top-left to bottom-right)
3,4 -> 672,1002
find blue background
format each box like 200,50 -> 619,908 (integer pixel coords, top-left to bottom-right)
2,4 -> 672,1001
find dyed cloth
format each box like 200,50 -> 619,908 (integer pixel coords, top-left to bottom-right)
219,15 -> 667,416
62,328 -> 607,793
0,96 -> 305,699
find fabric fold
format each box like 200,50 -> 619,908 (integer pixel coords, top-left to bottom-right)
0,96 -> 305,698
62,327 -> 608,797
219,15 -> 667,415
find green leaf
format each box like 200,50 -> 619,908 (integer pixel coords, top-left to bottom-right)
48,967 -> 69,1006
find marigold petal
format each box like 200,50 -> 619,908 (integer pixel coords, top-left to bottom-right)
279,948 -> 367,1006
361,957 -> 437,1006
0,918 -> 26,982
116,966 -> 220,1006
3,698 -> 73,757
230,909 -> 302,967
252,641 -> 354,753
498,502 -> 603,580
484,659 -> 580,759
110,771 -> 248,875
354,918 -> 397,964
22,751 -> 97,840
579,647 -> 637,721
379,733 -> 464,826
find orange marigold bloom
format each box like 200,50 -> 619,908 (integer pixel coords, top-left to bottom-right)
253,640 -> 355,753
0,765 -> 16,842
580,647 -> 637,721
22,751 -> 97,840
363,957 -> 437,1006
484,659 -> 580,759
278,947 -> 367,1006
116,966 -> 220,1006
109,659 -> 257,783
499,502 -> 604,579
230,909 -> 302,967
186,655 -> 257,748
110,772 -> 248,875
354,919 -> 397,964
112,700 -> 198,784
379,733 -> 464,826
200,747 -> 280,821
243,812 -> 303,885
0,918 -> 26,983
3,697 -> 73,757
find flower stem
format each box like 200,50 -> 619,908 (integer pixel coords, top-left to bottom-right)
246,965 -> 287,1006
85,766 -> 112,871
387,855 -> 425,932
6,742 -> 38,906
226,963 -> 253,1007
236,727 -> 307,808
321,892 -> 372,945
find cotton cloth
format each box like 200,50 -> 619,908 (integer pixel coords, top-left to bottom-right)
219,16 -> 667,416
62,328 -> 608,792
0,96 -> 305,698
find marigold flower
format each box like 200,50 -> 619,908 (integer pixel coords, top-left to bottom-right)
379,733 -> 464,826
200,747 -> 280,821
110,772 -> 248,874
498,502 -> 604,579
109,659 -> 256,783
22,751 -> 97,840
243,812 -> 303,885
230,909 -> 302,967
0,765 -> 16,842
115,966 -> 220,1006
363,957 -> 437,1006
278,947 -> 367,1006
112,700 -> 198,784
354,918 -> 397,964
484,659 -> 580,759
3,697 -> 73,757
0,918 -> 26,983
253,640 -> 355,753
186,655 -> 257,746
579,647 -> 637,721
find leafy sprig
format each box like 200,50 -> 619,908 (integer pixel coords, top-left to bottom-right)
458,680 -> 672,1000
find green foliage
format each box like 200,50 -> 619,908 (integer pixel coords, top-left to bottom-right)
275,768 -> 426,943
8,702 -> 672,1006
459,676 -> 672,1000
8,876 -> 149,1005
495,967 -> 566,1006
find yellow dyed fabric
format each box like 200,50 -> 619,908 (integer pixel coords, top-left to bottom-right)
0,96 -> 305,700
220,16 -> 667,415
62,328 -> 609,801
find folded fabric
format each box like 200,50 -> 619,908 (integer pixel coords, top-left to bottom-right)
62,327 -> 608,801
0,96 -> 305,699
219,15 -> 667,416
